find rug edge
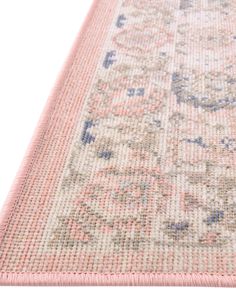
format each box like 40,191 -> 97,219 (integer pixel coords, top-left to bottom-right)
0,273 -> 236,287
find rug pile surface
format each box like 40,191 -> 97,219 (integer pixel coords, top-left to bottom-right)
1,0 -> 236,286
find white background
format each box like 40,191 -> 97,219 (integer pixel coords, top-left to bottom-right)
0,0 -> 234,301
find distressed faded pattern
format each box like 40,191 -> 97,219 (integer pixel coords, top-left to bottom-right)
0,0 -> 236,286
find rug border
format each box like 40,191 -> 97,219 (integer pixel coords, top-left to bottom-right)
0,272 -> 236,287
0,0 -> 236,287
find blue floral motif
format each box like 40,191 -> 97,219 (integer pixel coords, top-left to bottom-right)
81,120 -> 95,145
127,88 -> 145,97
169,222 -> 189,231
98,151 -> 113,160
204,211 -> 224,226
103,51 -> 117,69
165,221 -> 190,240
184,137 -> 208,148
116,14 -> 127,28
221,137 -> 236,151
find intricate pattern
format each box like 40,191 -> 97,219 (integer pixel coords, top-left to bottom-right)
1,0 -> 236,282
172,70 -> 236,111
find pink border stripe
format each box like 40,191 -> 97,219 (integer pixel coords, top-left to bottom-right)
0,273 -> 236,287
0,0 -> 236,286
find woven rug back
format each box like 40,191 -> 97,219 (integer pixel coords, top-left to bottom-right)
1,0 -> 236,286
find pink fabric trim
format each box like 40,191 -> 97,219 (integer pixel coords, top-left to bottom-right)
0,273 -> 236,287
0,0 -> 235,286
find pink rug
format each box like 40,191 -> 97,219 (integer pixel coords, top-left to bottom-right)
1,0 -> 236,286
